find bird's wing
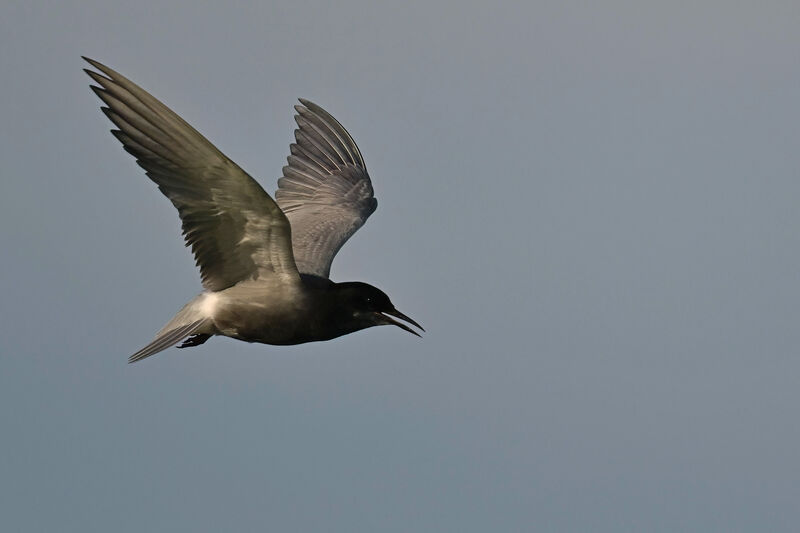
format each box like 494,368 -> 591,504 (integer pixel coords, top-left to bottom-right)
84,58 -> 299,291
275,99 -> 377,279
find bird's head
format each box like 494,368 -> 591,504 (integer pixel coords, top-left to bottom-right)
336,282 -> 424,337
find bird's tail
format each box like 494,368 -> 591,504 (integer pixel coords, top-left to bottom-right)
128,294 -> 216,363
128,319 -> 211,363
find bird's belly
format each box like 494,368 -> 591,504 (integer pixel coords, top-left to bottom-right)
228,318 -> 318,345
212,298 -> 323,345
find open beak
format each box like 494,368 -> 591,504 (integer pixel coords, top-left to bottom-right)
378,308 -> 425,337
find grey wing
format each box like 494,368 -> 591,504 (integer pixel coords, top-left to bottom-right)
275,99 -> 377,278
84,57 -> 299,291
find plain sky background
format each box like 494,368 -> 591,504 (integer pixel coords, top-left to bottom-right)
2,1 -> 799,531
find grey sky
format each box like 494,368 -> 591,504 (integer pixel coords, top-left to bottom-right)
2,1 -> 799,531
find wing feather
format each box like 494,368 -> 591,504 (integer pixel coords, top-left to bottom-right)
84,57 -> 299,291
275,100 -> 377,278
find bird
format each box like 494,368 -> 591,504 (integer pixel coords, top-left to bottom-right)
83,57 -> 423,363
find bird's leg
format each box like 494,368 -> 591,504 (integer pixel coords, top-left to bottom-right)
177,334 -> 212,349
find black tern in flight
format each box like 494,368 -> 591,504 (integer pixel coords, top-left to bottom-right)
83,57 -> 423,363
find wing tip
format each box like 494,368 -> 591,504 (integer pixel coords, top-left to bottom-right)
82,56 -> 104,70
88,84 -> 105,98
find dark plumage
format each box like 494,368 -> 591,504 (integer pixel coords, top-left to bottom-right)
83,57 -> 422,363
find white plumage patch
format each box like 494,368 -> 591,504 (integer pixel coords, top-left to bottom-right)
200,293 -> 220,318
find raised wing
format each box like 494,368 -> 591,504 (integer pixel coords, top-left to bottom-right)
84,57 -> 299,291
275,99 -> 377,278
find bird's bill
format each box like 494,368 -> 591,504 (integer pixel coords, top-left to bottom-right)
378,308 -> 424,337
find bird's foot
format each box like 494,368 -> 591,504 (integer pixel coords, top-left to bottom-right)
177,334 -> 211,349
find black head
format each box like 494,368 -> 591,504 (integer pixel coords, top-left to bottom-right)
335,282 -> 424,337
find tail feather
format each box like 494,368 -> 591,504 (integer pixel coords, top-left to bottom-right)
129,319 -> 210,364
